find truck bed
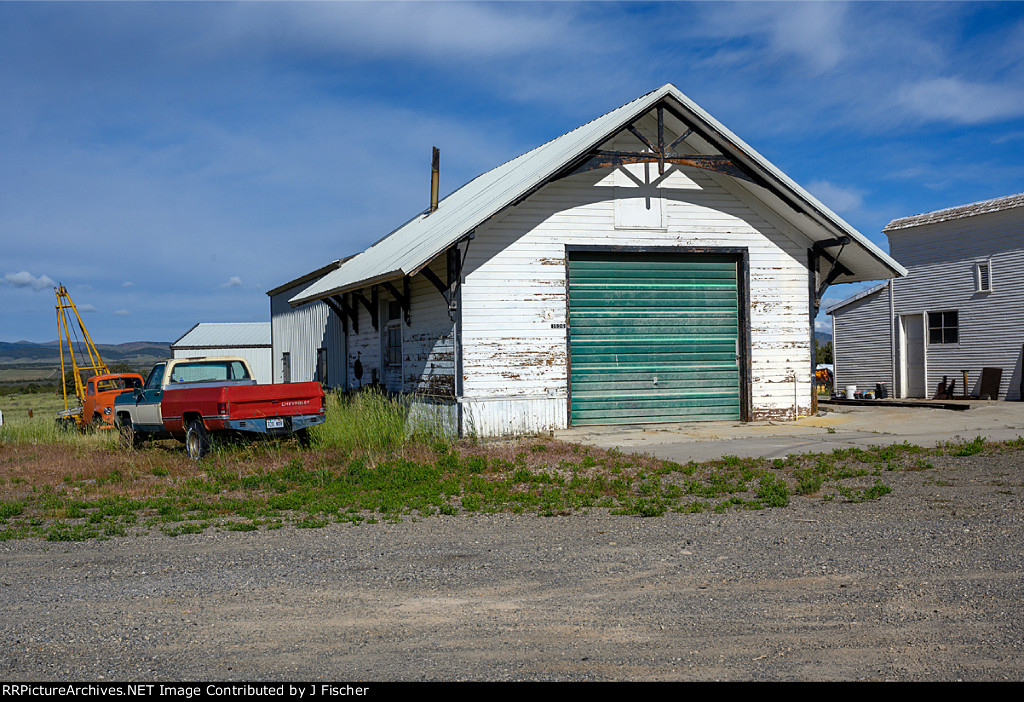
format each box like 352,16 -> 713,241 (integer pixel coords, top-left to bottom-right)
161,381 -> 325,437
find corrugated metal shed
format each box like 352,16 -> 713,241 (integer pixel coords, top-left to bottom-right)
171,323 -> 272,384
290,83 -> 905,307
267,271 -> 347,388
172,323 -> 271,349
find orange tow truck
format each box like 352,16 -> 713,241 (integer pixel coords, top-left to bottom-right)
54,285 -> 142,430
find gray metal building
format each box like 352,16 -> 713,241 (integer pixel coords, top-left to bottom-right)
830,192 -> 1024,400
267,259 -> 348,389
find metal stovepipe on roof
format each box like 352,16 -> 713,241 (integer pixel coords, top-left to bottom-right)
430,147 -> 439,214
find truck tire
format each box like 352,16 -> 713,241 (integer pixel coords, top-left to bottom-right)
185,419 -> 211,460
117,415 -> 140,449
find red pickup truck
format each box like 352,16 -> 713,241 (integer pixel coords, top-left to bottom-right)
114,357 -> 325,458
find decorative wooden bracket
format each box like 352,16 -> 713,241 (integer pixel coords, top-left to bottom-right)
556,102 -> 763,185
811,237 -> 853,312
328,294 -> 358,334
351,288 -> 378,331
417,238 -> 468,321
323,295 -> 346,330
380,276 -> 412,326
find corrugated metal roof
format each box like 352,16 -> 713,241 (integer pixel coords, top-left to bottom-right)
171,322 -> 271,349
290,83 -> 904,306
884,192 -> 1024,232
265,257 -> 352,298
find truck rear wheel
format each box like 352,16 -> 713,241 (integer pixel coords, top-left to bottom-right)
185,419 -> 211,460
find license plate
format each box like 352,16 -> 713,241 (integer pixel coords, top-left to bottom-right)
267,418 -> 284,429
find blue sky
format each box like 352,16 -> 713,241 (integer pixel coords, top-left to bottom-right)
2,1 -> 1023,344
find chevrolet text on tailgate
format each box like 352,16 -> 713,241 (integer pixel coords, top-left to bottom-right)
114,357 -> 326,459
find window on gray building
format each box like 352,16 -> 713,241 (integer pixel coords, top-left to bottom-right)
928,311 -> 959,344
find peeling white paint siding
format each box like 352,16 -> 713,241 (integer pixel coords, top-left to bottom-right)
887,206 -> 1024,400
343,258 -> 456,397
460,397 -> 567,437
404,260 -> 457,398
460,148 -> 813,433
270,285 -> 345,388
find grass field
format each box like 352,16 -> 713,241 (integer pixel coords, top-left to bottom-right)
1,391 -> 69,422
0,367 -> 63,383
2,389 -> 1020,541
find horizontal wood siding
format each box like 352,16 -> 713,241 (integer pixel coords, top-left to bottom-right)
342,258 -> 456,398
831,284 -> 894,394
405,260 -> 457,398
460,142 -> 813,432
461,397 -> 567,437
888,206 -> 1024,400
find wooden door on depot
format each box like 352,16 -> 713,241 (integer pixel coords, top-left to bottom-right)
567,251 -> 742,425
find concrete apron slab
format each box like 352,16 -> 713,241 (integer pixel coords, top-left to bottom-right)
553,401 -> 1024,463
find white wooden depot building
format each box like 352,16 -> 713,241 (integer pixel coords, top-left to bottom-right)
275,83 -> 904,437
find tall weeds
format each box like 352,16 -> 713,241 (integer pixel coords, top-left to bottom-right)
0,411 -> 119,450
309,388 -> 412,455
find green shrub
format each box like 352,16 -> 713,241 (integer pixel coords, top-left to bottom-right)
756,474 -> 790,507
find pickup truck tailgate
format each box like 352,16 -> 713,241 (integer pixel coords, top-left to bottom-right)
224,382 -> 324,418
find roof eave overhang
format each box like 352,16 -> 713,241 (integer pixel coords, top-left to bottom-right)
288,269 -> 406,308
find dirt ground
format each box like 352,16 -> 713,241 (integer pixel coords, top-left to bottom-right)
1,450 -> 1022,681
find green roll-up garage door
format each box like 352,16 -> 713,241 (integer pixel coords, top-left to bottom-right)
568,251 -> 741,425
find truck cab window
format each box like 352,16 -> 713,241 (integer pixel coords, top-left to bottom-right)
145,364 -> 165,390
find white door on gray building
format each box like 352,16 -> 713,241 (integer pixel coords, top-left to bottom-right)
901,314 -> 925,398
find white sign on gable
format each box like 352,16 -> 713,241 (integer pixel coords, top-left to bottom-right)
613,162 -> 664,229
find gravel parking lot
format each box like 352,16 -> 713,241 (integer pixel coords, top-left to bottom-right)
1,450 -> 1022,682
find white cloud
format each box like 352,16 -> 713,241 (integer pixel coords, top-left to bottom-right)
78,304 -> 98,313
113,309 -> 130,316
762,1 -> 848,74
898,77 -> 1024,125
234,2 -> 575,62
815,318 -> 832,334
4,271 -> 55,290
696,1 -> 849,75
222,276 -> 242,288
806,180 -> 865,215
122,281 -> 134,287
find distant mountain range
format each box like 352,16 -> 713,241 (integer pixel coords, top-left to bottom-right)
0,340 -> 171,365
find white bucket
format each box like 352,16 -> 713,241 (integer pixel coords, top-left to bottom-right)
845,385 -> 857,400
